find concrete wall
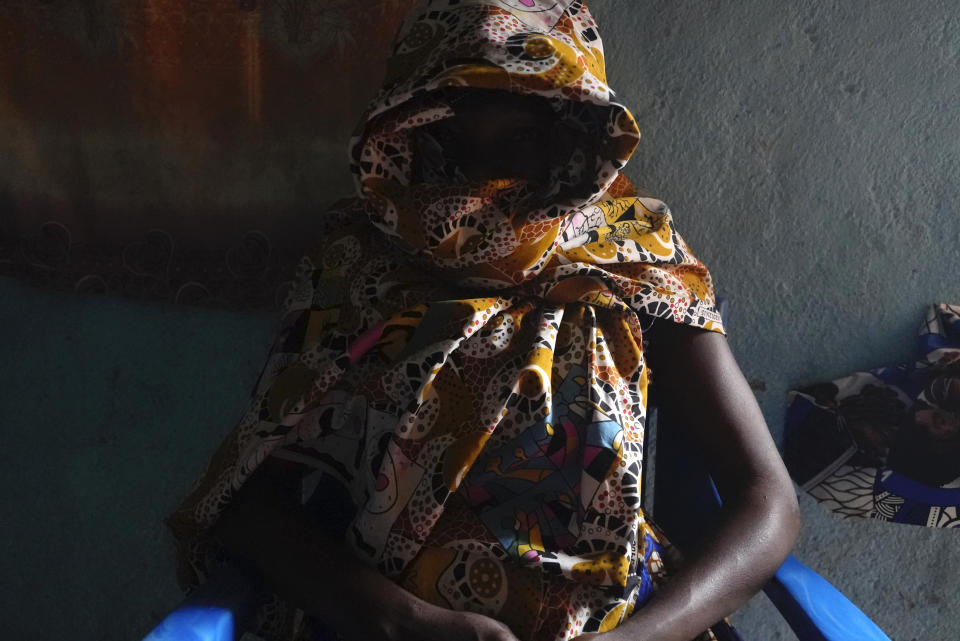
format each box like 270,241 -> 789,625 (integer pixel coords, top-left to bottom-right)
588,2 -> 960,638
592,0 -> 959,436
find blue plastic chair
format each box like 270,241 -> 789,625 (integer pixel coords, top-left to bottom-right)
143,558 -> 265,641
144,298 -> 893,641
648,297 -> 892,641
142,607 -> 233,641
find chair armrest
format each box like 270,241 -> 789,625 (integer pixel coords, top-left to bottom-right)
143,559 -> 266,641
763,555 -> 891,641
142,606 -> 235,641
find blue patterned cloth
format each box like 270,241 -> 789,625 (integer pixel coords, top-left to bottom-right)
785,304 -> 960,527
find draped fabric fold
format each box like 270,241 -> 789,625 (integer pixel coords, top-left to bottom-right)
166,2 -> 728,639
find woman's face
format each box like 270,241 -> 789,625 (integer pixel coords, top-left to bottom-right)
420,89 -> 557,184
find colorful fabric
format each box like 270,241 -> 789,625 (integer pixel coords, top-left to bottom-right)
785,304 -> 960,527
166,1 -> 728,640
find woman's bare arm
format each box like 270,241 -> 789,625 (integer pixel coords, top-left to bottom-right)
579,321 -> 801,641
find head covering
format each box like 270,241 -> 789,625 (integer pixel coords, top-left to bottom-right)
167,1 -> 726,640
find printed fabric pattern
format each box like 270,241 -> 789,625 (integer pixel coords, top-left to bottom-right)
166,1 -> 728,640
785,303 -> 960,528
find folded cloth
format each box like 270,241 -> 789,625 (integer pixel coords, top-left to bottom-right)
165,2 -> 734,640
785,304 -> 960,527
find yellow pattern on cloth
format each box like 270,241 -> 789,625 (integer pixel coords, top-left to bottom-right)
166,1 -> 727,640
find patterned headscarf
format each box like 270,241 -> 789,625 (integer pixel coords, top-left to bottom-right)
167,1 -> 726,640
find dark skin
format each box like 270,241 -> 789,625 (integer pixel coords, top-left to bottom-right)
416,88 -> 560,185
573,322 -> 801,641
211,96 -> 801,641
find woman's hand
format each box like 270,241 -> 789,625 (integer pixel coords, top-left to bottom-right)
346,599 -> 521,641
366,599 -> 521,641
417,607 -> 522,641
570,632 -> 641,641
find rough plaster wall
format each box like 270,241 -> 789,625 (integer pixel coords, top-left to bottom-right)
592,0 -> 960,433
588,1 -> 960,639
0,277 -> 280,640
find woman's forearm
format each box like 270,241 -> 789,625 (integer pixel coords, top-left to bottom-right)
609,478 -> 800,641
620,323 -> 802,641
210,466 -> 431,641
209,461 -> 526,641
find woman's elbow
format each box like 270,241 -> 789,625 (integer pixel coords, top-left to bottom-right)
782,483 -> 802,536
754,474 -> 802,567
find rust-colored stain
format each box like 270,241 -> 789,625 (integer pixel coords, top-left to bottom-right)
0,0 -> 414,245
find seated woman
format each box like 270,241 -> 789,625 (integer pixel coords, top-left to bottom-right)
165,2 -> 800,641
